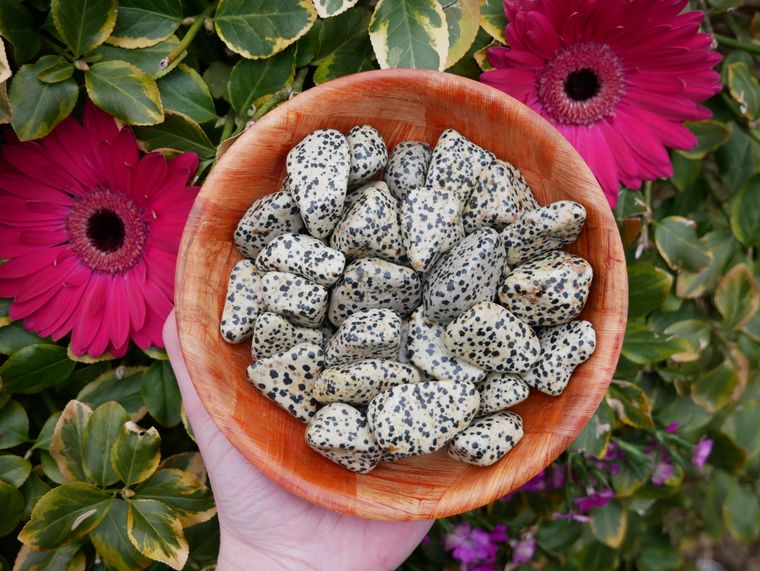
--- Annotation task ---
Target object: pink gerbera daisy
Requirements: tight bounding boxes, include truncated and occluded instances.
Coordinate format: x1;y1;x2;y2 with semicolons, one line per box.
481;0;722;206
0;103;198;357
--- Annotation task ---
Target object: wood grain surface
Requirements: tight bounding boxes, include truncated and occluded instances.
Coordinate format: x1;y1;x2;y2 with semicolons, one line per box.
174;69;628;521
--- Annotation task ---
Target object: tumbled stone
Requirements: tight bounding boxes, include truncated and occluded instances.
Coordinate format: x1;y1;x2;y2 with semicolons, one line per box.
325;308;401;366
346;125;388;187
476;373;530;417
425;129;494;204
314;359;420;405
328;257;421;326
462;159;539;233
406;307;486;384
384;141;432;201
233;185;304;259
261;271;328;327
501;200;586;266
422;227;506;322
448;411;524;466
498;250;593;327
401;186;464;272
367;380;480;460
246;342;323;422
256;232;345;287
443;301;541;373
286;129;349;238
220;259;265;343
522;320;596;396
251;312;325;360
306;403;382;473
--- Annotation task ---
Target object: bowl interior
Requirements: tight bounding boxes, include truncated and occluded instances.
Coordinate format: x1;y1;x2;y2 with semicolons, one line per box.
175;69;627;520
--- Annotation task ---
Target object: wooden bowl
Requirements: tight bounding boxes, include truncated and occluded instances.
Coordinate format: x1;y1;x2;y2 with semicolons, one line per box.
175;69;627;521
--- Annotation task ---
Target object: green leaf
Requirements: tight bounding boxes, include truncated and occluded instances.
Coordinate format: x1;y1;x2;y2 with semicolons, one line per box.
159;452;207;482
158;64;217;124
132;111;215;159
0;343;75;394
717;123;760;195
654;216;712;273
89;499;150;571
9;59;79;141
611;457;651;497
111;422;161;486
0;323;45;356
709;432;747;472
723;481;760;543
228;44;295;116
669;152;702;193
678;120;732;160
636;535;682;571
12;543;86;571
731;176;760;247
479;0;506;43
0;480;24;536
0;454;31;487
141;361;182;428
312;0;359;18
579;541;618;571
77;366;148;420
590;500;627;549
97;35;180;78
40;451;67;485
662;319;711;363
109;0;182;49
535;519;582;552
135;469;215;526
627;263;672;319
692;360;741;412
676;230;738;299
369;0;449;71
85;61;164;125
569;400;615;458
615;189;647;218
183;516;221;571
37;55;75;84
82;402;130;487
0;399;29;449
19;471;51;520
19;483;112;549
51;0;117;56
33;412;60;452
0;0;41;63
441;0;480;68
127;499;189;570
447;26;492;79
722;399;760;460
621;324;690;365
50;400;93;483
728;61;760;120
312;7;376;84
703;470;733;539
607;381;654;430
714;263;760;330
214;0;317;60
202;61;232;100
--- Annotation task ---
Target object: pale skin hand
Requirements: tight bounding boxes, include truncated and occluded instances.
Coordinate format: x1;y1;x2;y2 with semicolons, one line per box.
163;312;433;571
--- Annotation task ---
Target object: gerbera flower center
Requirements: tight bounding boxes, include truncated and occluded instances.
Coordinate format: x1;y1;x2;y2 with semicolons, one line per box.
67;188;148;274
537;42;625;126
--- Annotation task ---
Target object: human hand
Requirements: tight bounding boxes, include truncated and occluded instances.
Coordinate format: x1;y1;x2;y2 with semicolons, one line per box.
163;311;433;570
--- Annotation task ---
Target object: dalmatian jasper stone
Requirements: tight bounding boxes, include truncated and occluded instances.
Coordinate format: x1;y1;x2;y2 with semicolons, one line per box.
425;129;495;204
407;307;486;384
448;411;524;466
246;342;323;423
233;185;304;259
256;232;346;287
220;259;265;343
384;141;432;201
306;403;381;473
498;250;593;327
522;320;596;396
328;257;421;326
261;271;328;328
346;125;388;187
443;301;541;373
325;308;402;366
462;159;539;234
251;312;325;360
501;200;587;266
422;227;506;322
286;129;349;239
367;380;480;460
329;182;404;263
476;373;530;417
401;186;464;272
314;359;420;405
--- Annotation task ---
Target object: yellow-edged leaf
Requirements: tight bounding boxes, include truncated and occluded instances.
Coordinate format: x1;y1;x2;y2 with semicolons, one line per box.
442;0;480;68
311;0;359;18
479;0;506;43
127;499;189;570
135;469;216;526
51;0;117;56
49;401;93;483
85;61;163;126
89;499;150;571
111;422;161;486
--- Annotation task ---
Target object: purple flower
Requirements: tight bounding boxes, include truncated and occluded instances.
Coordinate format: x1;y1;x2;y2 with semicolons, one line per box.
552;511;592;523
444;523;498;564
692;438;713;471
512;536;536;565
469;564;498;571
518;470;547;492
575;488;615;512
548;463;567;489
421;535;431;545
652;455;675;486
490;524;509;543
666;422;680;433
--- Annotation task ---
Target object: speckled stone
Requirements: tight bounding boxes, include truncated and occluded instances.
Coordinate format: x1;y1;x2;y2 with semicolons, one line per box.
286;129;349;238
501;200;587;266
306;403;381;473
401;186;464;272
425;129;494;204
422;227;506;322
448;412;524;466
251;312;325;360
246;342;323;422
328;257;421;326
329;182;404;263
406;306;486;384
346;125;388;187
325;308;402;366
443;301;541;373
314;359;420;405
233;185;304;259
521;320;596;396
256;232;345;287
261;271;328;327
384;141;432;201
367;380;480;460
220;260;265;343
476;373;530;416
498;250;592;327
462;159;539;233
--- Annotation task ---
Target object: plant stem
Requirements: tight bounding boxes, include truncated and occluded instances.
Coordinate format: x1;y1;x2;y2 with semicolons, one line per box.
161;1;218;71
635;181;653;259
714;33;760;54
251;68;309;122
220;114;235;142
42;392;58;415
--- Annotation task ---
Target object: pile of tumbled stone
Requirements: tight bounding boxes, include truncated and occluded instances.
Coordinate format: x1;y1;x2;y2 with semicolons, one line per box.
220;125;596;473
